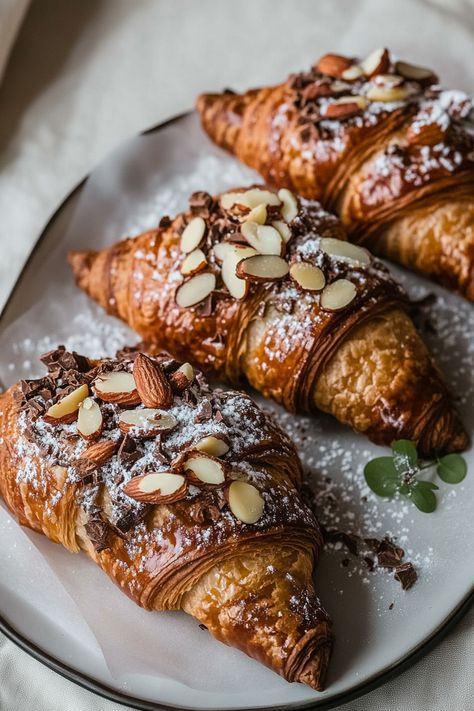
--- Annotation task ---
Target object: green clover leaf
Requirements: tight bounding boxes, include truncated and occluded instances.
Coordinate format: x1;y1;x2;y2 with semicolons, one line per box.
364;457;400;497
437;454;467;484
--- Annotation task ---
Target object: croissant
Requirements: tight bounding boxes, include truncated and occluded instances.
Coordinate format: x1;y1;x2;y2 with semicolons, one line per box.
197;48;474;300
68;186;467;456
0;346;332;689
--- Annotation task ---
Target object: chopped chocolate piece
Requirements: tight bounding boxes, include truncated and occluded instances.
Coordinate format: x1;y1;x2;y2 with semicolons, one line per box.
118;434;142;467
363;556;375;572
74;459;102;486
188;500;222;525
194;398;213;423
114;508;144;534
158;215;172;229
394;563;417;590
85;515;112;553
389;602;394;610
376;538;405;569
199;623;208;631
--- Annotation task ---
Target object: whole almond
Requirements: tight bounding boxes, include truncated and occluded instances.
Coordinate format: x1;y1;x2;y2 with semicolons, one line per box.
80;439;118;466
316;53;352;78
133;354;173;409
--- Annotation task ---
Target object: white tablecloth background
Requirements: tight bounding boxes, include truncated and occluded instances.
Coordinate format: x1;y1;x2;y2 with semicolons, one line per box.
0;1;473;709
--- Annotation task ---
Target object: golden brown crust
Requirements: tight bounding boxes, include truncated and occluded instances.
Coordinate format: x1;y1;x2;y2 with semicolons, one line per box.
68;187;468;455
197;50;474;299
0;350;331;689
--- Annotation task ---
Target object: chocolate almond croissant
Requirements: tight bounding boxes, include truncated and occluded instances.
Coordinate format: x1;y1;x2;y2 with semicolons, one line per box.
0;347;332;689
68;186;468;456
197;48;474;300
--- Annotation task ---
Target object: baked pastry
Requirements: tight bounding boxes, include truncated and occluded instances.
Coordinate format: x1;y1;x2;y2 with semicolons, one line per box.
0;346;332;689
68;186;468;455
197;49;474;299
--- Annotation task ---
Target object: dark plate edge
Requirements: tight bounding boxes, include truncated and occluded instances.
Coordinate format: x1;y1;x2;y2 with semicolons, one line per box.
0;110;472;711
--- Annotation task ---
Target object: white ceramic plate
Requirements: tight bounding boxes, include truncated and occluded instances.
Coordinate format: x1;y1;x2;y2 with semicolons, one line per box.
0;112;473;711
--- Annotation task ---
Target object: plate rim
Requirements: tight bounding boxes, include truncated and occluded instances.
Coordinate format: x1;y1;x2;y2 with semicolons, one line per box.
1;110;472;711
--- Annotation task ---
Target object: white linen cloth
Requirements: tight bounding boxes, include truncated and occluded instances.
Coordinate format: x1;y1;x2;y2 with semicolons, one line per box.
0;1;473;709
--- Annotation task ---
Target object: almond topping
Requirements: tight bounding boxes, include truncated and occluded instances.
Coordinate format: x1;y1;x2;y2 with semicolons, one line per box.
169;362;194;393
77;397;103;440
220;189;281;210
181;249;207;275
320;237;370;266
245;203;267;225
395;61;436;82
236;255;289;282
176;272;216;308
185;454;226;486
123;471;187;504
195;434;230;457
180;217;206;254
241;221;284;255
320;279;357;311
360;47;390;78
94;372;140;406
227;480;264;524
44;384;89;423
316;53;352;78
272;220;292;243
277;188;298;222
118;408;177;436
133;353;173;409
366;85;409;102
289;262;326;292
80;439;118;466
341;65;364;82
221;245;257;298
324;98;365;119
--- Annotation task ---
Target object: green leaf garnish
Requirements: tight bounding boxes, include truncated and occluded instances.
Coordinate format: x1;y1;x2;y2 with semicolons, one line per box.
409;481;438;513
391;439;418;474
364;440;467;513
437;454;467;484
364;457;400;497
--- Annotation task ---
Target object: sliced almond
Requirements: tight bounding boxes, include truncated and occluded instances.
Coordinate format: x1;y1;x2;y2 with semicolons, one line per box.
94;371;140;406
289;262;326;292
44;383;89;424
330;80;352;93
245;203;267;225
195;434;230;457
324;96;367;119
272;220;292;243
176;272;216;308
220;189;280;210
77;397;103;440
366;85;409;102
320;279;357;311
180;217;206;254
316;53;352;78
133;354;173;409
227;480;264;524
320;237;370;266
169;362;194;393
341;65;364;82
181;249;207;275
185;453;226;486
221;245;257;298
80;439;118;466
241;221;283;255
360;47;390;78
373;73;404;88
118;408;177;436
123;471;187;504
395;60;436;82
277;188;298;222
236;255;289;282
